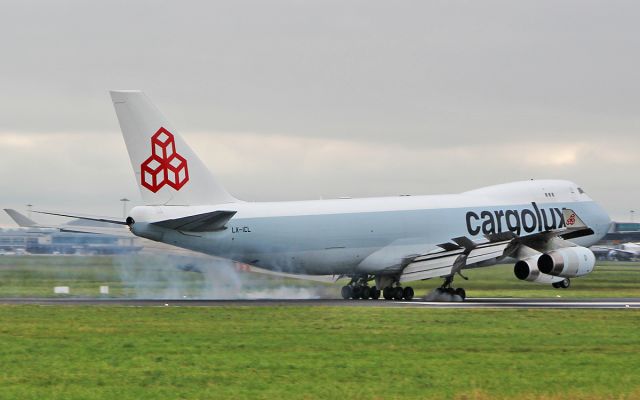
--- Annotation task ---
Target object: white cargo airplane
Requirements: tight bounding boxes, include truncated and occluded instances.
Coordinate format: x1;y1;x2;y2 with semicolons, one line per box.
38;91;612;300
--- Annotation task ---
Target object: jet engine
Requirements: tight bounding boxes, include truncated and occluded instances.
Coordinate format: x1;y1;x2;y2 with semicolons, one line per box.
537;247;595;278
513;255;564;284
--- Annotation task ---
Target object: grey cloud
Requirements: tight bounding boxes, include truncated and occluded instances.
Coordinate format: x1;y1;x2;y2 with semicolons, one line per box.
0;0;639;225
1;1;639;144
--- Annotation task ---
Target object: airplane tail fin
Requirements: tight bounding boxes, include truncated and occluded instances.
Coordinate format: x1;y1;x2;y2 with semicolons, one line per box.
110;90;238;206
4;209;39;227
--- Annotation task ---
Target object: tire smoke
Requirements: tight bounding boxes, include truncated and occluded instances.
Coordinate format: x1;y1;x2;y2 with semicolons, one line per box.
423;288;464;302
113;253;331;300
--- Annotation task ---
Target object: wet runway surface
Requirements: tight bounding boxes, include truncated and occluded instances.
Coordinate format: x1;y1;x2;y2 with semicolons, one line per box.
1;297;639;308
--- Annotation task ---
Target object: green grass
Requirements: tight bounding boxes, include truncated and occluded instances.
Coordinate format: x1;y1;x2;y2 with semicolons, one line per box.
0;255;128;297
0;255;328;298
1;256;639;398
1;255;639;299
0;306;639;399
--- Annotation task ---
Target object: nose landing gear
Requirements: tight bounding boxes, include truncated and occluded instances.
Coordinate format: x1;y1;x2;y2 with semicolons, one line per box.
552;278;570;289
433;275;467;301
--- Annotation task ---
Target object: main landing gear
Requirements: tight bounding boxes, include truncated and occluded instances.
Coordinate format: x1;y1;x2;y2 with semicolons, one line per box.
340;275;414;300
340;284;381;300
552;278;571;289
434;275;467;300
382;286;414;300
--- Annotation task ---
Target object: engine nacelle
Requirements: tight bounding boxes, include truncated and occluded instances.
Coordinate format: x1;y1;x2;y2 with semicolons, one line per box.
514;256;565;284
538;247;595;278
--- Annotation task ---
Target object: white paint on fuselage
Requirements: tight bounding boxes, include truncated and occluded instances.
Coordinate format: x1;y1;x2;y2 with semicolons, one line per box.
132;180;588;221
129;180;611;276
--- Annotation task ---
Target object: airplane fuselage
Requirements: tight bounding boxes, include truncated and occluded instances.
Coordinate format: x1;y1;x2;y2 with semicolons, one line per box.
128;179;611;277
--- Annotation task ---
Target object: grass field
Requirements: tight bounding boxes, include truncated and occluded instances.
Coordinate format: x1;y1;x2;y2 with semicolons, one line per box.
1;256;639;399
1;255;639;299
0;254;326;299
0;306;639;399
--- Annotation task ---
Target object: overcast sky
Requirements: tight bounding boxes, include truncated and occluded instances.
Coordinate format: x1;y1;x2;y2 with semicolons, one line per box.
1;0;639;226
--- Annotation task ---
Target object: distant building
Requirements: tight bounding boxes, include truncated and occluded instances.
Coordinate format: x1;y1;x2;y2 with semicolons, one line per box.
0;228;141;255
0;229;29;254
597;222;640;245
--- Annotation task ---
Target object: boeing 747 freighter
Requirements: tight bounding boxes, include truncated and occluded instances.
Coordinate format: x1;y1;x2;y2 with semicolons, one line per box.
33;91;613;300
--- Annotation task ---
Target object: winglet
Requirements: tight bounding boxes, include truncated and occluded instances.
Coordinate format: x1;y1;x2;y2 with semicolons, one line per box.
4;209;39;227
562;209;587;229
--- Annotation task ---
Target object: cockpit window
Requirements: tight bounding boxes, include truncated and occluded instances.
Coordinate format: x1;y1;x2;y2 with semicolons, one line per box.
577;187;585;194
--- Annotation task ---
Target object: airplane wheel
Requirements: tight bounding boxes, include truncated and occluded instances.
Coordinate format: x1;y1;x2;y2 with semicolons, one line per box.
394;287;404;300
371;287;381;299
383;287;393;300
341;286;352;299
403;287;414;300
552;279;571;289
352;286;362;299
361;286;371;299
455;288;466;300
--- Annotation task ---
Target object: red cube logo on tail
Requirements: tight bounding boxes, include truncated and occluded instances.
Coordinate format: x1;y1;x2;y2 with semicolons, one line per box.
140;128;189;192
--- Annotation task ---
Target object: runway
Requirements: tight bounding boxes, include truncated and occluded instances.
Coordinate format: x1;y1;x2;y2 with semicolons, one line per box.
0;297;639;308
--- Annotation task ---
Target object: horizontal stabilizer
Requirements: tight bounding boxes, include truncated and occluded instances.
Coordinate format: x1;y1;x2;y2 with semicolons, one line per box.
34;211;127;225
59;226;131;236
151;210;236;232
4;209;39;227
4;209;130;236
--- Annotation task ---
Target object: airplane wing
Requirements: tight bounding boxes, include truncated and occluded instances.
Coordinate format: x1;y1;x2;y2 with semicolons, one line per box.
399;237;512;282
396;208;595;283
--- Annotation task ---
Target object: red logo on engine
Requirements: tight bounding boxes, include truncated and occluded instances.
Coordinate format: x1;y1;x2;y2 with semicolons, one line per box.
140;127;189;192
